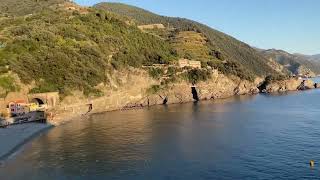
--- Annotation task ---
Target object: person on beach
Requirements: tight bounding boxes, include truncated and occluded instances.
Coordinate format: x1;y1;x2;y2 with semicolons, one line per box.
84;104;93;115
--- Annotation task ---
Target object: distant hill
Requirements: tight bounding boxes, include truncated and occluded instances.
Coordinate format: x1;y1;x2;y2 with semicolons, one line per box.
310;54;320;62
260;49;320;76
95;2;283;78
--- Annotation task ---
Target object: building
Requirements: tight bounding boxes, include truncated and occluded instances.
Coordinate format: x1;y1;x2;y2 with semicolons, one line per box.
9;100;28;116
188;60;202;69
138;24;166;30
178;59;201;69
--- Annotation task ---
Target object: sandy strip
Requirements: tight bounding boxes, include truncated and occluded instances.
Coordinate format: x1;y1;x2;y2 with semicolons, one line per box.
0;123;53;160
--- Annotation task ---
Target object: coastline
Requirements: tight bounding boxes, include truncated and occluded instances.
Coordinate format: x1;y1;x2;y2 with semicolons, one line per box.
0;123;53;161
1;79;319;161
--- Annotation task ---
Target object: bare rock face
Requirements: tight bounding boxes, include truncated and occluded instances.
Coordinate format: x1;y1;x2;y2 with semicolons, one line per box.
303;79;316;89
264;78;315;93
233;81;260;95
142;72;261;107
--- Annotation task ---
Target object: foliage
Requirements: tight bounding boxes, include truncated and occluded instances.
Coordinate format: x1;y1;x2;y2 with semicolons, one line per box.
0;7;176;95
148;68;164;79
0;76;19;97
209;60;255;81
147;84;161;94
0;0;65;16
265;74;289;83
185;69;211;84
96;2;282;77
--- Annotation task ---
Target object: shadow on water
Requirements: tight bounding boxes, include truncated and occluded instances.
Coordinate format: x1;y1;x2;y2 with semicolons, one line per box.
1;91;320;179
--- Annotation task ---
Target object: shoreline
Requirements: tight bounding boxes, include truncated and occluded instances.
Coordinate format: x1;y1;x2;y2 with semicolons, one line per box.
0;123;53;161
1;85;319;161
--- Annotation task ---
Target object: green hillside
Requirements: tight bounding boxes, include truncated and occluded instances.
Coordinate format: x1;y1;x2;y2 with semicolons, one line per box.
0;1;175;95
0;0;65;16
95;2;281;78
0;0;289;97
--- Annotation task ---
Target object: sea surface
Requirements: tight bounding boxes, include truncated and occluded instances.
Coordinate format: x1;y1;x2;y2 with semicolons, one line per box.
1;79;320;180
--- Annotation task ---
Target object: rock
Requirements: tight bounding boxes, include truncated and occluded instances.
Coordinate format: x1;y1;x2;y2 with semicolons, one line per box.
304;79;316;89
262;78;315;93
298;79;315;90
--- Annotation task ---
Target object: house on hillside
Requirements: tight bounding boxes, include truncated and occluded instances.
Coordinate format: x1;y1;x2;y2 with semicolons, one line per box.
178;59;201;69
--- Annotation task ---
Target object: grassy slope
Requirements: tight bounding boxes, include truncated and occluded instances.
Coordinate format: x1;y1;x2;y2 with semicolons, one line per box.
95;2;281;78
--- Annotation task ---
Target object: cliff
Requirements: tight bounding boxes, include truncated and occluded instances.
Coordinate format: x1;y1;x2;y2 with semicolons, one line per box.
261;79;315;93
50;69;261;125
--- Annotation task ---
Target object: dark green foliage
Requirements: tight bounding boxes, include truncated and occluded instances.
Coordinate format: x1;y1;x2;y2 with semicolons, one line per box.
0;8;176;94
148;68;164;79
185;69;211;84
29;80;59;94
265;74;288;83
209;61;255;81
167;66;178;77
0;76;19;97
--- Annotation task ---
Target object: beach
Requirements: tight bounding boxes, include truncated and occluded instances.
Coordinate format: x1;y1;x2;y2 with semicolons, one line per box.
0;123;52;160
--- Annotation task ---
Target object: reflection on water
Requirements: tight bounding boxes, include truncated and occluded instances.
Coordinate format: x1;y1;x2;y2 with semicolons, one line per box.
1;90;320;180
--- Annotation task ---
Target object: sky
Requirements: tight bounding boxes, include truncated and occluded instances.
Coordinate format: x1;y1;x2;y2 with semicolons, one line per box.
75;0;320;55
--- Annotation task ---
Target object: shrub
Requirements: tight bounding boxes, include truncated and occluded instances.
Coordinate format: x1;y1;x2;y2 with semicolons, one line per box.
148;68;164;79
186;69;211;84
209;60;255;82
265;74;289;83
0;76;19;97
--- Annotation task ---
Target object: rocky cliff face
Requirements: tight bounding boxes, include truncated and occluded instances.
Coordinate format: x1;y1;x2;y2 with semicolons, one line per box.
2;68;317;126
262;78;315;93
51;69;261;125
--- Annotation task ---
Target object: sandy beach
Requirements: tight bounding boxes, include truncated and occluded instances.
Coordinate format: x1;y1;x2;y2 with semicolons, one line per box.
0;123;53;160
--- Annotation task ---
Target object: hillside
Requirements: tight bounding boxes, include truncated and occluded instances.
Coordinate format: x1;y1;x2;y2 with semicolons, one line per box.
260;49;320;76
0;0;176;96
0;0;66;16
310;54;320;62
0;0;292;99
95;2;283;78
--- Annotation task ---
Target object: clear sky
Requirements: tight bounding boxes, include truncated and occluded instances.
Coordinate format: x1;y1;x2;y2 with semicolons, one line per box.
75;0;320;55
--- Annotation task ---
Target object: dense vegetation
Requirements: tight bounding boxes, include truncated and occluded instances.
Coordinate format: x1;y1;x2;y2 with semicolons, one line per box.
0;75;19;97
95;2;281;78
0;5;176;95
0;0;65;16
0;0;300;98
185;69;212;84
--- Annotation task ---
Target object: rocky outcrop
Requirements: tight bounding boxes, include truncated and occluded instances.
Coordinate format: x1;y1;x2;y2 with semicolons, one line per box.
136;72;261;107
3;68;317;126
51;70;262;125
261;78;315;93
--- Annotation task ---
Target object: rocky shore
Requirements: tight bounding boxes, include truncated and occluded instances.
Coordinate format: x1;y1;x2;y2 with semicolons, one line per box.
1;72;318;161
51;71;320;126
